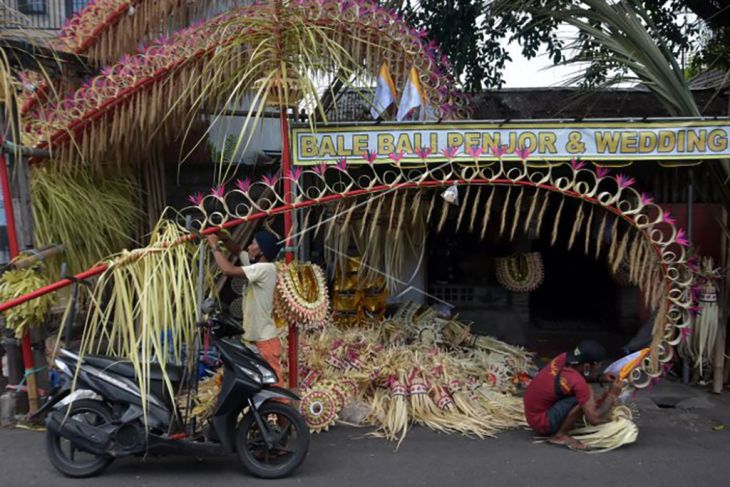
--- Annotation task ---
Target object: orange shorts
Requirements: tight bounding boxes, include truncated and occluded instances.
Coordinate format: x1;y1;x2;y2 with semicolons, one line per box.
256;337;285;388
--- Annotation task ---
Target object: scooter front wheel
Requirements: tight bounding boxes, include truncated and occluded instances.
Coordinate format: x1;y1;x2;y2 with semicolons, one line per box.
45;399;114;478
236;401;310;478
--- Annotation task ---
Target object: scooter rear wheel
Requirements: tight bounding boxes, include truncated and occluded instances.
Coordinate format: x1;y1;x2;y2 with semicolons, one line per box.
236;401;310;478
46;399;115;478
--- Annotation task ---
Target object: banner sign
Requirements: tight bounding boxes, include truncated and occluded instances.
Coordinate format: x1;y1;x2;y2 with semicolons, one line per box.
291;121;730;166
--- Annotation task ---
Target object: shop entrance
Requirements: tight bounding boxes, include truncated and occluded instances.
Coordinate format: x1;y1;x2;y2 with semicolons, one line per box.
424;191;641;359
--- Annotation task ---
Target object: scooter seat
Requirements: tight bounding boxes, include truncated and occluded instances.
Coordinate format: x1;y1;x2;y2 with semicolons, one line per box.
84;355;183;384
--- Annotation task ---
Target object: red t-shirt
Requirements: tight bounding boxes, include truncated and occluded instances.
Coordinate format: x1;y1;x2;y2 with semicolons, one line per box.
523;353;593;434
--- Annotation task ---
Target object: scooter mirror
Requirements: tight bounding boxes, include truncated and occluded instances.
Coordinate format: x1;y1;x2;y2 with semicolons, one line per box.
201;297;216;315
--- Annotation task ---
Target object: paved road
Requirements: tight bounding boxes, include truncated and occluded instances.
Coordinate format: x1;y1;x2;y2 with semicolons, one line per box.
2;384;730;486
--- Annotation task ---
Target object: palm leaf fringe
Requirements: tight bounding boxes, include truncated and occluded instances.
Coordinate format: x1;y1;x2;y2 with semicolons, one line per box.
480;187;496;241
583;205;595;256
567;201;585;251
550;196;565;246
499;187;512;238
509;187;525;241
535;192;550;238
469;187;483;233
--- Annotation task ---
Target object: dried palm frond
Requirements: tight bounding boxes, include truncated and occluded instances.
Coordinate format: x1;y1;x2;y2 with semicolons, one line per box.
608;216;620;264
426;190;438;224
456;186;472;232
583;205;595;256
595;212;608;259
523;188;539;234
369;195;386;243
499;187;512;238
509;187;525;241
480;188;496;241
567;406;638;453
612;228;632;274
411;191;424;226
314;206;327;239
550;197;565;246
567;201;585;251
436;198;451;234
326;201;343;243
469;186;483;233
535;192;550;238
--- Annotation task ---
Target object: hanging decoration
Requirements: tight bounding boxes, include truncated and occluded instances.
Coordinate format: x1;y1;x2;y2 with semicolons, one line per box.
273;261;330;330
75;219;214;422
495;252;545;293
0;261;55;338
178;158;695;390
683;256;721;376
21;0;466;166
30;165;141;276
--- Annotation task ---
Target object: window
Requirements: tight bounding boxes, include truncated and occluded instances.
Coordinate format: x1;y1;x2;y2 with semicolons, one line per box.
71;0;89;14
18;1;47;15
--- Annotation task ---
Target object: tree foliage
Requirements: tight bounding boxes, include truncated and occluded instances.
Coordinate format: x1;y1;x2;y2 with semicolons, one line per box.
389;0;720;90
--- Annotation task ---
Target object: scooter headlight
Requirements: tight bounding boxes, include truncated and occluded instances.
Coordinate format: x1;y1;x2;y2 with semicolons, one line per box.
257;365;277;385
237;364;262;383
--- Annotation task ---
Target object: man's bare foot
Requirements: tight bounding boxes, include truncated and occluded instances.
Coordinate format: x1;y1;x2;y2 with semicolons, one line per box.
547;434;588;451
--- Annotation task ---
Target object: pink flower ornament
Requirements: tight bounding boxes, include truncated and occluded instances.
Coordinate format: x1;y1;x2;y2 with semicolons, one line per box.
235;178;251;192
187;192;204;206
389;151;405;164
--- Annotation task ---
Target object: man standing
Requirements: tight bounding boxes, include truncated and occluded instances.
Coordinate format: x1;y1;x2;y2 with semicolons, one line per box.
523;339;623;450
206;230;284;388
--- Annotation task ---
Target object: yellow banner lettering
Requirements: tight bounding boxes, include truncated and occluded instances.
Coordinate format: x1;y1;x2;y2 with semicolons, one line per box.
658;131;675;152
518;132;538;152
709;129;728;152
687;130;707;153
482;133;500;150
299;135;318;157
352;135;368;155
447;132;463;149
319;135;337;157
538;132;557;154
396;133;414;154
621;132;638;153
595;131;620;153
638;131;657;153
378;134;395;154
464;132;481;149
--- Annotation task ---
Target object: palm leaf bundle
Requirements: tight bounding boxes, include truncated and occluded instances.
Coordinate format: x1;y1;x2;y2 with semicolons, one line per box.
77;219;213;417
30;165;141;276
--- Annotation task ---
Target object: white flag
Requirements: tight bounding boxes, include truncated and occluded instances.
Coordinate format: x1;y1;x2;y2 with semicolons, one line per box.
370;63;398;120
396;66;425;121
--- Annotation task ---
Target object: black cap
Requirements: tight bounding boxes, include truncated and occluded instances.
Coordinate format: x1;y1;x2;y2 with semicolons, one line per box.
253;231;281;261
566;340;607;365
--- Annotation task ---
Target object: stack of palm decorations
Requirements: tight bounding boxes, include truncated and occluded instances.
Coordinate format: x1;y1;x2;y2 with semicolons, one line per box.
293;302;532;446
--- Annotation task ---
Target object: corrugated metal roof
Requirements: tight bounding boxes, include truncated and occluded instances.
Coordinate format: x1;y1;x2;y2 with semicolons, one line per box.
328;86;729;122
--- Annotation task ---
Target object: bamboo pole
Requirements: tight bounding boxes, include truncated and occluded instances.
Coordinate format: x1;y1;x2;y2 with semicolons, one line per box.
280;106;298;389
0;142;38;412
713;206;728;394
